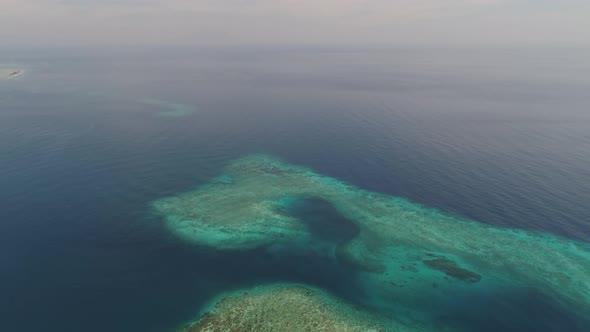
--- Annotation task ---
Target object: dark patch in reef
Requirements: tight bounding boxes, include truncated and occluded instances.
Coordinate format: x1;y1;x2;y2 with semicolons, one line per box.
276;197;386;273
280;198;360;242
423;256;482;283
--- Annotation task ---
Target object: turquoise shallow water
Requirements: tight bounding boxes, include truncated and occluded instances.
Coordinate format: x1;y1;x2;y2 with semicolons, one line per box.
0;46;589;331
153;154;590;331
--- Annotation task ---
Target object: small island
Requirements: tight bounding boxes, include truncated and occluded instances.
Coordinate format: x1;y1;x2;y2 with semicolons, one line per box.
1;67;24;79
8;70;22;78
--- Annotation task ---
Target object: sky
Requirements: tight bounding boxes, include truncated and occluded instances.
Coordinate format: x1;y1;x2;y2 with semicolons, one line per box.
1;0;590;47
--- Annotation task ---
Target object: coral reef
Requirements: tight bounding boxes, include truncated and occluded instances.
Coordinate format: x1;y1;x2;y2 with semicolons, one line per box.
137;98;195;117
153;155;590;320
179;284;437;332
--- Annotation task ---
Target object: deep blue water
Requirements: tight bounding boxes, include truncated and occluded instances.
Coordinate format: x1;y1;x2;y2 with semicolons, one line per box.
1;46;590;331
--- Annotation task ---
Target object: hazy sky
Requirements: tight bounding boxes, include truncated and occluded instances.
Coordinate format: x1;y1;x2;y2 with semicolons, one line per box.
2;0;589;47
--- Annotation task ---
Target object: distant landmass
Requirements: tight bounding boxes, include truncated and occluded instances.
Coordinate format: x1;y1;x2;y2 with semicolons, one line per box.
0;67;23;79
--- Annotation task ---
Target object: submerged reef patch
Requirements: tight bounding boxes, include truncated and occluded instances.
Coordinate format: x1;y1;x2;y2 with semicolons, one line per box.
153;155;590;323
179;283;437;332
423;256;481;283
137;98;195;117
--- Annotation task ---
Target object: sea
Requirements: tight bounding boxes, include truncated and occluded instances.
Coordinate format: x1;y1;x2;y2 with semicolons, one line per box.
1;45;589;331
